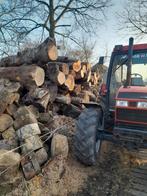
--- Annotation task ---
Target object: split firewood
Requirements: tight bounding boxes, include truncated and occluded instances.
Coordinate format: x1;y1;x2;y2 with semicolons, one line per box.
23;87;50;112
6;103;18;117
21;152;41;180
0;79;21;93
0;37;58;67
0;89;20;114
16;123;41;141
35;148;48;166
0;65;45;88
0;114;13;133
21;135;43;154
38;112;53;124
14;106;38;130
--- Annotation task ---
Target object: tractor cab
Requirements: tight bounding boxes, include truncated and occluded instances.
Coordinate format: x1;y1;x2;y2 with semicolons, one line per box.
105;38;147;147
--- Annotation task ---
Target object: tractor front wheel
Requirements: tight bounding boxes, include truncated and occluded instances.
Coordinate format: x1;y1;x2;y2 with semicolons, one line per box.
74;107;102;166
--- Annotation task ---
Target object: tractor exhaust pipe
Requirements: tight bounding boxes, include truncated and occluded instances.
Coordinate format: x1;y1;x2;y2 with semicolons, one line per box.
125;37;134;87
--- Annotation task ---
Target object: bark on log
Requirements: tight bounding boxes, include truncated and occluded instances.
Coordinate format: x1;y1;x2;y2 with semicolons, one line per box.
0;37;58;67
47;62;69;75
46;64;65;85
0;65;45;88
21;135;43;154
16;123;41;140
61;104;82;118
14;106;37;130
0;114;13;133
23;87;51;112
0;89;19;115
57;56;78;63
6;103;18;117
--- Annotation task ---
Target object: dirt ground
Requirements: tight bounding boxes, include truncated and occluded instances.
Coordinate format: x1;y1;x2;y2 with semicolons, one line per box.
1;116;145;196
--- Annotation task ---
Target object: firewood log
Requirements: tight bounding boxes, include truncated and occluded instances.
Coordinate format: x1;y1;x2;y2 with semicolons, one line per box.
0;37;58;67
23;87;50;112
64;74;75;91
47;62;69;75
45;64;65;85
0;65;45;88
72;60;81;72
14;106;38;130
0;89;20;115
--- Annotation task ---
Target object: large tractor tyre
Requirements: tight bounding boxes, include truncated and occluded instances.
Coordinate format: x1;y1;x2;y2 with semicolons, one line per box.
74;107;102;166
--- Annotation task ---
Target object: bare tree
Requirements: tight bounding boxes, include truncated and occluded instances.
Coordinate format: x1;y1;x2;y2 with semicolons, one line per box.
58;34;95;62
118;0;147;37
0;0;110;56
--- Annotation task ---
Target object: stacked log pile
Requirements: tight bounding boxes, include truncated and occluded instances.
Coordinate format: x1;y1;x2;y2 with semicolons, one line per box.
0;37;103;181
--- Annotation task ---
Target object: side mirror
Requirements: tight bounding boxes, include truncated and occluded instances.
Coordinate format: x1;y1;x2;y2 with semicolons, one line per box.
99;83;107;96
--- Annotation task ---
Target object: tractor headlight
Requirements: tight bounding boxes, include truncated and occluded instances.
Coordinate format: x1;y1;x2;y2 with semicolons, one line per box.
116;100;128;107
137;102;147;109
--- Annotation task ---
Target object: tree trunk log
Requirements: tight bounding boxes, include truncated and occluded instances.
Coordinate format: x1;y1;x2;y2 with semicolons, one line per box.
47;62;69;75
72;60;81;72
45;64;65;85
0;37;58;67
0;65;45;88
64;74;75;91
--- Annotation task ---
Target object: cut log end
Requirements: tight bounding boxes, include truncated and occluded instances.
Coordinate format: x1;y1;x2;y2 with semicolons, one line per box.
48;45;58;61
72;60;81;72
34;67;45;86
65;74;75;91
57;71;66;85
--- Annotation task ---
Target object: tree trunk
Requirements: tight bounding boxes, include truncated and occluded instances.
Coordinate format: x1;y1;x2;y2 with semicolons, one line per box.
0;37;58;67
0;65;45;88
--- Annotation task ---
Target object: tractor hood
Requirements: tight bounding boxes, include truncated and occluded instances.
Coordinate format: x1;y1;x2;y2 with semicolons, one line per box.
116;86;147;100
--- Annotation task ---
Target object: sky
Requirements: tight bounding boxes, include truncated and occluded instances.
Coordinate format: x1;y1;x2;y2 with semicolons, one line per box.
93;0;147;65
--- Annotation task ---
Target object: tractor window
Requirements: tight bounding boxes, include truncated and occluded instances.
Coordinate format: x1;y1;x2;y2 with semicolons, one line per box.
110;62;127;108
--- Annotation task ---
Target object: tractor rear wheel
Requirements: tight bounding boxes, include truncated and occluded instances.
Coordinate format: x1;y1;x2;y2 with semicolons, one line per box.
74;107;102;166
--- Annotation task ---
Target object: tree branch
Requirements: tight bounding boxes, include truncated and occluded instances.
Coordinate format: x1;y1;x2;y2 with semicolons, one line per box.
55;0;74;23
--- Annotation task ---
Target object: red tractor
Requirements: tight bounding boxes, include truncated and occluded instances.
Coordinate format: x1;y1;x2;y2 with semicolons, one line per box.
74;38;147;165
